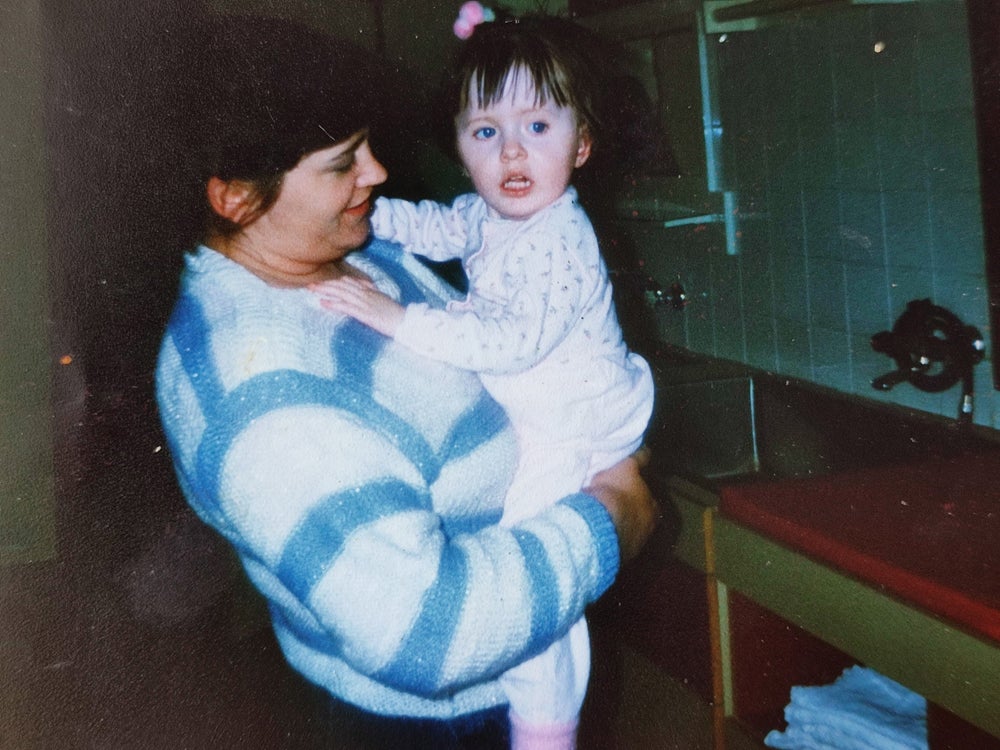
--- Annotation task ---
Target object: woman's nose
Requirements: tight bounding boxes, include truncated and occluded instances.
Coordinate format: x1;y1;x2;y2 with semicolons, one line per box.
357;144;388;186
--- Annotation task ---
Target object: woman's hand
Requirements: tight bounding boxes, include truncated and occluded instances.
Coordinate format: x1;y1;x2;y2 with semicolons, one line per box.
311;276;406;337
584;450;658;565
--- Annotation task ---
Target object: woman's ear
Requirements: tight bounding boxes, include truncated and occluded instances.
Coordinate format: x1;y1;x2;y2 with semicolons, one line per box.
574;127;593;168
206;176;257;225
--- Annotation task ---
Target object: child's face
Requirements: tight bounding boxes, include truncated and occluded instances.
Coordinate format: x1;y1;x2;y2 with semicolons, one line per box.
455;70;591;220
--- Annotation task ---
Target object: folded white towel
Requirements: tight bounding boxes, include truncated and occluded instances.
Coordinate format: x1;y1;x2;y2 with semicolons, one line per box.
764;666;927;750
764;723;858;750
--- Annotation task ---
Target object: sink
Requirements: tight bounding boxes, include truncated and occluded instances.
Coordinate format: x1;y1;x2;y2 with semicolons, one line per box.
645;350;1000;486
648;376;757;480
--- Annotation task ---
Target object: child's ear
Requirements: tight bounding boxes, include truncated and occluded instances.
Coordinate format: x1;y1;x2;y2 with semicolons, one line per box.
574;127;593;168
206;176;257;225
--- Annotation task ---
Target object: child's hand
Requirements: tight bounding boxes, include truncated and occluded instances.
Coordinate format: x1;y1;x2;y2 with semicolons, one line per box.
310;276;406;338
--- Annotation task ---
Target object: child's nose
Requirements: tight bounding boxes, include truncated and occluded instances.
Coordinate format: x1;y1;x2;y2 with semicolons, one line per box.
500;136;526;161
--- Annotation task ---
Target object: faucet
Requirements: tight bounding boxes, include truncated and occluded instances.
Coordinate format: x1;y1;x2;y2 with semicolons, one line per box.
871;299;985;423
609;269;689;311
644;277;688;310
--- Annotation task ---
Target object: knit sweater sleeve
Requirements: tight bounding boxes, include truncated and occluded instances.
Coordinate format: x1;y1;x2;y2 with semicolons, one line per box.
155;253;620;703
371;194;482;263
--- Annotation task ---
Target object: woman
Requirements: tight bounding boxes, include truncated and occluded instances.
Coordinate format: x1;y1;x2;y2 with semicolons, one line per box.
155;15;657;749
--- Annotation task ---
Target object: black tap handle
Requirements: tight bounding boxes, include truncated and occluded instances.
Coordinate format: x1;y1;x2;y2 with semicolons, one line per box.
872;368;911;391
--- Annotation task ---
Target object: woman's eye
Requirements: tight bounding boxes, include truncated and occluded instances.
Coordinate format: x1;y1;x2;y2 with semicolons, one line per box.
529;121;549;134
330;159;355;174
473;126;496;140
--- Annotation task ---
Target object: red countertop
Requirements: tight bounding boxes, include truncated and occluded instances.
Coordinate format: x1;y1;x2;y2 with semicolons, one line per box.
719;451;1000;643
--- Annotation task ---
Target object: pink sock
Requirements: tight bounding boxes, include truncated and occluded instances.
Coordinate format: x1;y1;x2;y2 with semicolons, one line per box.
509;712;579;750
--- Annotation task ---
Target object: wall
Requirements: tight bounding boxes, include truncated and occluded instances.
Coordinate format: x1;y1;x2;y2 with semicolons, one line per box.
618;1;995;427
1;0;55;563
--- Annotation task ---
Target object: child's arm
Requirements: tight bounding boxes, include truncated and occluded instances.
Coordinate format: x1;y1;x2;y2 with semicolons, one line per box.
314;232;588;371
360;232;593;375
373;195;484;263
311;276;405;338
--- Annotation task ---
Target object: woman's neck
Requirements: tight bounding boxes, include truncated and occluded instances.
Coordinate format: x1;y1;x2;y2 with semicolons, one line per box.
207;233;353;289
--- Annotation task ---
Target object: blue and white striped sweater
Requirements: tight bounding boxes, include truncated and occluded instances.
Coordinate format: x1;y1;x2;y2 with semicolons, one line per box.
156;240;620;718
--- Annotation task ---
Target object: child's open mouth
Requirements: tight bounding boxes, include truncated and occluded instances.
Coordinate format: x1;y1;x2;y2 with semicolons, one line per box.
502;176;532;192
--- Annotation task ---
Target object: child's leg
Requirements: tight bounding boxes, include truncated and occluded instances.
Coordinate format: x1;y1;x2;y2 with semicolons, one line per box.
500;438;589;526
500;617;589;750
497;441;596;748
508;714;579;750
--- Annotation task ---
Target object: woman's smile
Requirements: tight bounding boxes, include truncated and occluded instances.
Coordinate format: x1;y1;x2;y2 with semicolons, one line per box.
344;198;373;218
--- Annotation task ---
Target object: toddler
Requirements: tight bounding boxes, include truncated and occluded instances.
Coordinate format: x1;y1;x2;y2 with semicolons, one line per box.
313;6;654;749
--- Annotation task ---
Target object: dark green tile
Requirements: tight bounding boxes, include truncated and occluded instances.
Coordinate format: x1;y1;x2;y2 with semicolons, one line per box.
772;251;810;324
774;318;814;379
877;114;927;191
887;267;936;313
836;120;880;189
800;123;841;190
794;31;836;124
738;241;774;316
837;190;885;266
809;324;851;369
928;188;986;275
845;262;892;333
882;189;932;270
766;188;807;256
731;124;769;189
932;271;989;330
924;111;981;192
870;5;922;42
872;29;921;116
918;30;974;113
802;189;846;262
832;41;878;122
743;312;778;372
807;259;847;331
918;1;968;38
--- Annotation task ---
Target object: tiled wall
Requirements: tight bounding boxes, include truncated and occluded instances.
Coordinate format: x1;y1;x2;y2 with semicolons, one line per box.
623;1;995;427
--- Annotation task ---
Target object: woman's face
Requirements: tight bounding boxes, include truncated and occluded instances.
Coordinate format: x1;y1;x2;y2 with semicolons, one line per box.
248;131;387;273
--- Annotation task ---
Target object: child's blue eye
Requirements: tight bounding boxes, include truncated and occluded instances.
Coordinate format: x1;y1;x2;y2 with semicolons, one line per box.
530;121;548;134
474;126;496;140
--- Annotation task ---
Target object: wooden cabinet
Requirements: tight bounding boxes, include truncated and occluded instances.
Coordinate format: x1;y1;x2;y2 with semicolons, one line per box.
594;467;1000;748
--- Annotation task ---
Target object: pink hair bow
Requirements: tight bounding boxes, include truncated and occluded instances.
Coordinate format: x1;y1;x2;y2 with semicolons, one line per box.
453;1;495;40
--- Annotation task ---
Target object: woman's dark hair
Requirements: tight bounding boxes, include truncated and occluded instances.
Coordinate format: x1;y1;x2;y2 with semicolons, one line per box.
170;15;393;237
440;14;608;152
